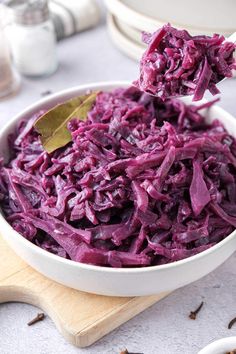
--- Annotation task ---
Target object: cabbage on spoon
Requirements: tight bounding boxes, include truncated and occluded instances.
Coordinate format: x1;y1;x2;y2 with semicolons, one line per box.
134;24;236;101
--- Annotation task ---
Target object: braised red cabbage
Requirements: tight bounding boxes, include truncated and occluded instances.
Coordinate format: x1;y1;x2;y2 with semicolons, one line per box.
135;24;236;101
1;87;236;267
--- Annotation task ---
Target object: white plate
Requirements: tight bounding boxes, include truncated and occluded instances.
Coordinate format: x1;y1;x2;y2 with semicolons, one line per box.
104;0;236;36
107;13;144;61
198;337;236;354
1;81;236;297
115;16;143;45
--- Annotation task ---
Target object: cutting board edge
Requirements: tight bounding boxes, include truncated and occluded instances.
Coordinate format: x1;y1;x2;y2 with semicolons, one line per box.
75;293;169;347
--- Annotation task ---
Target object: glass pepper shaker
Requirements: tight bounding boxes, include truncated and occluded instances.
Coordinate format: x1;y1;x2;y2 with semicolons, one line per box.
7;0;58;77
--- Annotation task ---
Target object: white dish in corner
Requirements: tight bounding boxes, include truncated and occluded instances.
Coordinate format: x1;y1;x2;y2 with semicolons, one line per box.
198;337;236;354
0;81;236;297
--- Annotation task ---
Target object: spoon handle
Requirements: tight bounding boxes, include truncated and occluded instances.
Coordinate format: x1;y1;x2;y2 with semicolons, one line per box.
227;31;236;44
227;32;236;78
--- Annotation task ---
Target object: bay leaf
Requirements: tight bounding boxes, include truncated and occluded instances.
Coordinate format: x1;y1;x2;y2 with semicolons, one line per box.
34;92;98;153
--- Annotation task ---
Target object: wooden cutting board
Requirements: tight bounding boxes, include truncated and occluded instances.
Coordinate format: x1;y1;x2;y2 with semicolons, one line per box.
0;235;169;347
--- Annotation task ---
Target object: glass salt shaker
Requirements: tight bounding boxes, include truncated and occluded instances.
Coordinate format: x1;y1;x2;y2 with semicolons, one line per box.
7;0;58;77
0;12;20;99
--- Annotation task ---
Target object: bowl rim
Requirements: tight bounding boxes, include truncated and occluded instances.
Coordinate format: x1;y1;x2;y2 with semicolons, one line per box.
1;80;236;274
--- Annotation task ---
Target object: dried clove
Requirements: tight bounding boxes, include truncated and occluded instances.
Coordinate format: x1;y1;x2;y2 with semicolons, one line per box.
189;301;204;320
228;316;236;329
41;90;52;97
27;313;45;326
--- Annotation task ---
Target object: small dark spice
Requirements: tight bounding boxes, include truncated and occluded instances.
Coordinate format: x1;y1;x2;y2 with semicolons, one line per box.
189;301;204;320
226;350;236;354
228;316;236;329
27;313;45;326
41;90;52;97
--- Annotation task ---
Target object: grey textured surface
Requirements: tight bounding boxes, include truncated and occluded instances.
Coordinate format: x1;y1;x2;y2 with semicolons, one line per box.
0;2;236;354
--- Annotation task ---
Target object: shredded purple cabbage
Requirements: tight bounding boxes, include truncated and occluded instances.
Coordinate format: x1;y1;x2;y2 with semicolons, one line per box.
1;87;236;267
135;24;236;101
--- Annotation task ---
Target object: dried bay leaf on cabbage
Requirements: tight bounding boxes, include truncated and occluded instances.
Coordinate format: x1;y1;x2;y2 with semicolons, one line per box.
34;92;98;153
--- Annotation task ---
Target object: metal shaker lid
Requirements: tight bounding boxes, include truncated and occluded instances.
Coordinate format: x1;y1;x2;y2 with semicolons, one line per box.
7;0;49;25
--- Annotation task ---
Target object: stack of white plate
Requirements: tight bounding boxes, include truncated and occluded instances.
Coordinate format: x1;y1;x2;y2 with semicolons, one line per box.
104;0;236;61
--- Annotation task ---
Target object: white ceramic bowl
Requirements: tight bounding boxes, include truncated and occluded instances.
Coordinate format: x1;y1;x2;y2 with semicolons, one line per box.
1;81;236;297
198;337;236;354
105;0;236;36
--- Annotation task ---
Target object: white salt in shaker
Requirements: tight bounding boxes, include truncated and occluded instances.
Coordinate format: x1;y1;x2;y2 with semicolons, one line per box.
7;0;58;77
